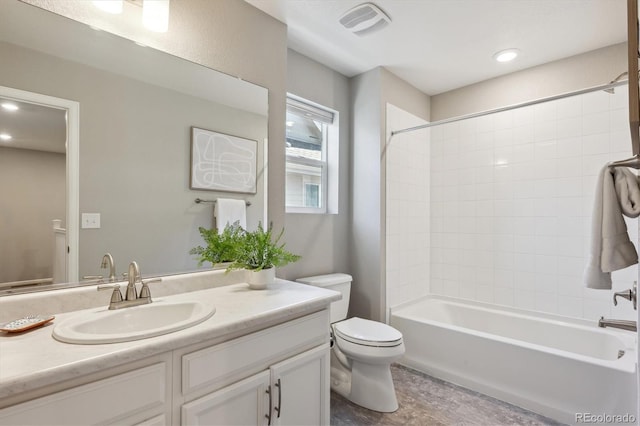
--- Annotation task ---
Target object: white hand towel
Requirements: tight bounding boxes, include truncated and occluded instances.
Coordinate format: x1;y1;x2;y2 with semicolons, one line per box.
584;166;639;289
614;167;640;217
215;198;246;234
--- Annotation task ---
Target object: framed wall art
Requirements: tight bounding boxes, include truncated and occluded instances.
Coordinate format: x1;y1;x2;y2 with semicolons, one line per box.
190;127;257;194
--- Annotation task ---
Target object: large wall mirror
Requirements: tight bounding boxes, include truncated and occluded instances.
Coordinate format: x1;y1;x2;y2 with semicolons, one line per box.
0;1;268;294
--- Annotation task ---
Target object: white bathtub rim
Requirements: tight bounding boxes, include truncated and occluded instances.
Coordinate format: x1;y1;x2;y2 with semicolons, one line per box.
391;294;637;342
396;312;636;372
391;294;632;332
391;295;637;372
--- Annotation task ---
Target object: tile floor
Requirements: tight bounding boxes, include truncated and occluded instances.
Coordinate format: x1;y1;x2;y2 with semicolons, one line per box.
330;364;565;426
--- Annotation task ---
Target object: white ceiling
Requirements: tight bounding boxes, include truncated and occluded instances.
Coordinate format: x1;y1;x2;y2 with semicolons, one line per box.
245;0;627;95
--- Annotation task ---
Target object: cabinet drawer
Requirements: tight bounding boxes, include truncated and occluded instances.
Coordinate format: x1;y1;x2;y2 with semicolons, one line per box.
0;363;167;425
182;310;329;395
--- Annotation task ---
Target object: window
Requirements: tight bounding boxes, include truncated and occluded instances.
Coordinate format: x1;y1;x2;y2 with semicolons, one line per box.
285;95;338;213
304;183;320;208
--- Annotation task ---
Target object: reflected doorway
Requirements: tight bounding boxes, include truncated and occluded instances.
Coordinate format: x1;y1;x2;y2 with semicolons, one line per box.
0;86;79;288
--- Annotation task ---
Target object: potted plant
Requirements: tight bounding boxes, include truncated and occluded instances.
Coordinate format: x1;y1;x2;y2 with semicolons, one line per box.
227;222;301;289
190;222;300;289
189;221;245;269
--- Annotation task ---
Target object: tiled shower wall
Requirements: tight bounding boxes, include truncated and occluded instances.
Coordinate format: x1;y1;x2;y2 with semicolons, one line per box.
386;104;430;313
429;87;638;321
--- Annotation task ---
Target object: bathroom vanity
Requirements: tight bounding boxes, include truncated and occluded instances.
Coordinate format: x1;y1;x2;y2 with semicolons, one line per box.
0;274;339;425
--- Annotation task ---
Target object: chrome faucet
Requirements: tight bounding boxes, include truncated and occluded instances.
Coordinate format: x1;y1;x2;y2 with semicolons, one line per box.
126;261;140;301
101;253;117;282
598;317;637;332
97;261;161;310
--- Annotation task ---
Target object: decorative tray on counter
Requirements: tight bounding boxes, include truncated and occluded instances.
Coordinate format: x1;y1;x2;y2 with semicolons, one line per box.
0;315;55;333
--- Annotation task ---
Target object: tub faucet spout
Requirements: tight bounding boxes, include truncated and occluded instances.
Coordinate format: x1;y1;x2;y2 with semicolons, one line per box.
598;317;637;332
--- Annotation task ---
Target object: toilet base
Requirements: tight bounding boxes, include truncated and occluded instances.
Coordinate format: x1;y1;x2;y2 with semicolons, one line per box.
350;360;399;412
330;349;399;413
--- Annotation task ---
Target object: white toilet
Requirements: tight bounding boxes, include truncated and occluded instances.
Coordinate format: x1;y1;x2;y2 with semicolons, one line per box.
296;273;405;413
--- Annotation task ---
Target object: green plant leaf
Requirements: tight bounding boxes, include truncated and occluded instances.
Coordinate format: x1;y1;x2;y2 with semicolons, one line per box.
190;221;300;272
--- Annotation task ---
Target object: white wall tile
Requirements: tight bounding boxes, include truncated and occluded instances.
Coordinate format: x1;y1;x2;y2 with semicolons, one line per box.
556;117;581;139
514;289;536;311
582;91;610;114
556;96;582;119
388;90;637;321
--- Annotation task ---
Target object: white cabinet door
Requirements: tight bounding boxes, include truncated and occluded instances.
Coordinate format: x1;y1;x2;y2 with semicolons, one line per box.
0;362;168;426
269;343;330;426
182;370;270;426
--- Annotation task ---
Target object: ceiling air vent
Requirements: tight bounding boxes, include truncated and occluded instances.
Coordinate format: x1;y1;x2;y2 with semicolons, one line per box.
339;3;391;36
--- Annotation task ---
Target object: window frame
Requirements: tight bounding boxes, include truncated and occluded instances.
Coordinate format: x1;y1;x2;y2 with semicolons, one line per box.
285;94;335;214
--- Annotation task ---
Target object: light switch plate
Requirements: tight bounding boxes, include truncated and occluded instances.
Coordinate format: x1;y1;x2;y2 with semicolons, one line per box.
81;213;101;229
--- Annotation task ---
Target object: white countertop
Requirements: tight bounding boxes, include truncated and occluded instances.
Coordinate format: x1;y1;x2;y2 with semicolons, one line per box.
0;278;340;403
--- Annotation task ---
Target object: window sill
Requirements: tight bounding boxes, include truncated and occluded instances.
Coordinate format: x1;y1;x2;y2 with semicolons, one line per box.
286;207;328;214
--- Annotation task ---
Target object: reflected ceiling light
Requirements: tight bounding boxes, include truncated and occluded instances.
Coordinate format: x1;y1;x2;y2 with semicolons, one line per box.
0;133;12;141
493;48;519;63
92;0;123;14
286;121;294;127
1;103;19;111
143;0;170;33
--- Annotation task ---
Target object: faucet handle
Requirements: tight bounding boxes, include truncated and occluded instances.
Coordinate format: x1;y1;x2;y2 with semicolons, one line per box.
83;275;104;282
141;277;162;286
97;284;123;308
139;278;161;302
613;281;637;310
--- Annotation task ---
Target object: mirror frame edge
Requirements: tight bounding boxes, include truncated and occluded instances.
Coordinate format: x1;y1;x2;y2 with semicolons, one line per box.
0;84;79;282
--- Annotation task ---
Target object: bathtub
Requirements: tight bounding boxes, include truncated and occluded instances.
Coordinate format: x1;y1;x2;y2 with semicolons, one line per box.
390;296;638;425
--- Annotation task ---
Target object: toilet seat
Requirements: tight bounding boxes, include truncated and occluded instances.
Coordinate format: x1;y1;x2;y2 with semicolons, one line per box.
333;317;403;347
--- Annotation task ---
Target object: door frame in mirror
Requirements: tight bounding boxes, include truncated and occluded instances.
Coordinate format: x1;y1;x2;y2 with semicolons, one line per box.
0;85;79;283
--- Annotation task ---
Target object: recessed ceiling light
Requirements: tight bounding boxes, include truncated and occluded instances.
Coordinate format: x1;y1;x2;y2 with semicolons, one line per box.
0;133;12;141
493;48;519;63
1;103;19;111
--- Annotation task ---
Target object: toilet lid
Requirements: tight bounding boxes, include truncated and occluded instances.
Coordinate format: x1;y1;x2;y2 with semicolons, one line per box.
334;317;403;347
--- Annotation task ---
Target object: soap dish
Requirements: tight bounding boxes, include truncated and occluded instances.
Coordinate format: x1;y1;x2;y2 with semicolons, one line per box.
0;315;55;333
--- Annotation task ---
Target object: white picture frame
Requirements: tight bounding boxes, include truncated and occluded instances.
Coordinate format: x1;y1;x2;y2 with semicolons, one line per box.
190;127;257;194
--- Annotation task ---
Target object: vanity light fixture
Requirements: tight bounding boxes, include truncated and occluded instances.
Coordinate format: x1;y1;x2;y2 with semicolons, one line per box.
1;103;19;111
142;0;170;33
92;0;123;14
493;48;519;63
0;133;12;141
93;0;170;33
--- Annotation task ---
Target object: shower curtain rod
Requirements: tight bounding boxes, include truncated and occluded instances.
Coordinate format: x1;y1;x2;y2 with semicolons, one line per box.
390;79;629;137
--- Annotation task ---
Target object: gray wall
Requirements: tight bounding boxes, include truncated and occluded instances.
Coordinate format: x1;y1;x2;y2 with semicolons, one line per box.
0;147;65;282
0;41;267;279
350;67;430;321
432;43;627;120
281;49;351;280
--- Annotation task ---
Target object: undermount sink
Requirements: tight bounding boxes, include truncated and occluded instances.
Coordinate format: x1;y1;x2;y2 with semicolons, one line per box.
52;301;215;344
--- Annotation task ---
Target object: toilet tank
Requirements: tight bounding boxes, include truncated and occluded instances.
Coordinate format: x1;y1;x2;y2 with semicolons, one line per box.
296;273;352;323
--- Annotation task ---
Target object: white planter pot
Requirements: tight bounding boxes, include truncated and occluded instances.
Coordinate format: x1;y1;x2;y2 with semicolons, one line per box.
246;268;275;290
